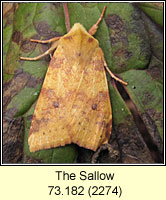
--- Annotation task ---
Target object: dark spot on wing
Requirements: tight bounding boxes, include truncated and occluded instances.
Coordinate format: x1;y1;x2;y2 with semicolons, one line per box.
88;37;93;43
53;101;59;108
92;104;97;110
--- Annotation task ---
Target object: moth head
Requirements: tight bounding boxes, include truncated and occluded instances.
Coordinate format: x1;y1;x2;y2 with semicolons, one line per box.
69;23;87;34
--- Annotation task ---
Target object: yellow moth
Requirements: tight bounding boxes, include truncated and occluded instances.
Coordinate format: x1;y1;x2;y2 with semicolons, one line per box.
20;4;127;152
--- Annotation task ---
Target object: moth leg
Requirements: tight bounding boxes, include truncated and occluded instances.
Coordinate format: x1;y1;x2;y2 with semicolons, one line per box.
63;3;71;32
20;41;58;61
99;48;127;85
104;60;128;86
88;6;106;35
30;37;61;44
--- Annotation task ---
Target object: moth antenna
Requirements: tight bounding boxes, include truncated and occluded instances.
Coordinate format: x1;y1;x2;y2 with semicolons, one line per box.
88;6;107;35
63;3;71;32
95;6;107;27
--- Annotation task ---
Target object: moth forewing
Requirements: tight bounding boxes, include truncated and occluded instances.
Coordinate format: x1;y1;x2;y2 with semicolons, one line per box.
28;23;112;152
21;6;127;153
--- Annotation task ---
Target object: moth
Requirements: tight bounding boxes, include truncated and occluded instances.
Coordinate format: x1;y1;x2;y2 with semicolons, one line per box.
20;4;127;152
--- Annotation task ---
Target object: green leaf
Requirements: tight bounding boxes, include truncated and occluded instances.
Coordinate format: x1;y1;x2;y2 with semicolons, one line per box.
136;3;163;27
121;70;163;140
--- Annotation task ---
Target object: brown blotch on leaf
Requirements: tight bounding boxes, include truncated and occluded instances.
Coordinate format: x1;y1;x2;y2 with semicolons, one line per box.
36;21;51;37
12;31;23;45
53;2;62;8
3;69;31;110
48;30;62;38
114;49;132;60
92;104;97;110
147;66;162;81
26;76;43;88
142;92;155;105
105;14;127;46
105;14;124;29
53;101;59;108
4;17;13;29
36;20;61;39
3;117;23;163
20;37;38;53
